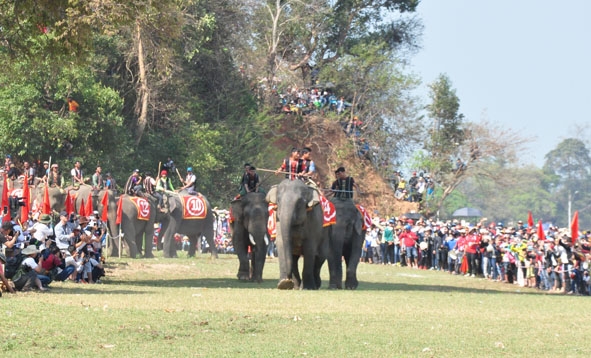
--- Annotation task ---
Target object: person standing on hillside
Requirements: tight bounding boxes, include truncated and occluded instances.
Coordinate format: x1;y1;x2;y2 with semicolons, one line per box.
67;97;79;113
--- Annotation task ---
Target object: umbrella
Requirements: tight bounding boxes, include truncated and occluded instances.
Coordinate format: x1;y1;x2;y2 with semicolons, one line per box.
402;212;422;220
452;207;482;217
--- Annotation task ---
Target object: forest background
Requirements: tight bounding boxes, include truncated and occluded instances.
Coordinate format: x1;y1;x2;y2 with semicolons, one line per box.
0;0;589;228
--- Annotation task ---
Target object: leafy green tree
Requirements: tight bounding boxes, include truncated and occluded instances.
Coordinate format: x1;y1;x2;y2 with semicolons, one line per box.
417;76;530;214
543;138;591;227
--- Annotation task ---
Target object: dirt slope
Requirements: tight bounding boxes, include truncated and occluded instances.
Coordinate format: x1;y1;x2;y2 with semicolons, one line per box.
271;115;419;218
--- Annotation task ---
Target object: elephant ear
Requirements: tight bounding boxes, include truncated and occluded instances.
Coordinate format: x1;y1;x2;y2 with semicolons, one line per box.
354;212;363;235
266;185;277;204
168;194;178;212
307;187;320;208
231;199;244;222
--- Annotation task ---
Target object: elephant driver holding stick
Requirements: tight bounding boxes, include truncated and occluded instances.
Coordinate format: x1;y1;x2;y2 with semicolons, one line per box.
329;166;358;201
155;170;175;213
178;167;201;196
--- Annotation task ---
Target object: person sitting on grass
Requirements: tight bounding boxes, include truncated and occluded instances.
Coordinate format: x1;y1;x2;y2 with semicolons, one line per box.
12;245;48;292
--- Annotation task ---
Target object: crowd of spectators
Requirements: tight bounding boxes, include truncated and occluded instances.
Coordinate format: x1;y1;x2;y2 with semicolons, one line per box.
362;215;591;296
278;87;349;116
390;171;435;203
1;211;106;294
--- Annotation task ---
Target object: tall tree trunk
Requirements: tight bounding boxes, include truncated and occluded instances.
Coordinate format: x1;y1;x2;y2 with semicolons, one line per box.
135;21;149;146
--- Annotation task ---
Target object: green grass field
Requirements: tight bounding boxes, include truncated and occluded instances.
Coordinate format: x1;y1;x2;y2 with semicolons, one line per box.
1;252;589;357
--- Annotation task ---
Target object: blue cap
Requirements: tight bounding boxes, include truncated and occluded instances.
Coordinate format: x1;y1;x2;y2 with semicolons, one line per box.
187;167;192;172
405;224;412;230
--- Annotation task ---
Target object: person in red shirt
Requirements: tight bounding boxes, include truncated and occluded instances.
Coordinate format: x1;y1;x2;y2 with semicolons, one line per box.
275;148;302;180
464;227;481;277
67;97;79;112
399;224;418;268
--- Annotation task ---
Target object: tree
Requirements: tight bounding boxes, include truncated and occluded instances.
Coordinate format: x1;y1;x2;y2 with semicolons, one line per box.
418;77;530;213
543;138;591;227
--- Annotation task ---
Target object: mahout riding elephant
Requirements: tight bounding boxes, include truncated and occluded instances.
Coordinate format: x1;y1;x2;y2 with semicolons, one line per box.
266;179;327;290
327;198;364;289
230;192;270;283
100;191;156;258
157;190;216;259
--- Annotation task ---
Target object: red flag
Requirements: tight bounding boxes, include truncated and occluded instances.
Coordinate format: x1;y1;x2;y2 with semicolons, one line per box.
85;193;93;216
527;211;534;228
1;175;9;222
20;175;30;224
65;192;73;215
42;184;51;215
116;196;123;225
571;211;579;241
537;220;545;242
101;191;109;222
79;198;87;217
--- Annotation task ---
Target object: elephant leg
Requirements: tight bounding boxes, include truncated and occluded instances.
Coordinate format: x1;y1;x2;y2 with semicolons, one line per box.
143;225;155;258
275;222;295;290
122;225;139;258
328;239;344;289
108;236;120;258
291;254;302;289
301;239;320;290
135;233;144;257
345;235;363;290
313;255;325;289
187;235;197;257
161;220;177;258
234;228;250;281
250;242;266;283
204;221;218;259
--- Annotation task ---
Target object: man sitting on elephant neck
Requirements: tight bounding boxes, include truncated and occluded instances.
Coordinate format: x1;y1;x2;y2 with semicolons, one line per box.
156;170;175;212
126;169;143;196
275;147;303;180
241;166;260;194
47;164;65;188
179;167;198;195
330;167;357;201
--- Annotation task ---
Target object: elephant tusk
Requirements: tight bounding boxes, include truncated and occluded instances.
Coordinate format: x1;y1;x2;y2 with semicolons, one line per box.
264;234;269;246
249;234;256;246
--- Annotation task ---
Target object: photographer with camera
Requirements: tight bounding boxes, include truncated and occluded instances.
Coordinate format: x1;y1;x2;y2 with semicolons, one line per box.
32;214;53;245
40;243;76;282
0;252;16;294
54;211;75;250
0;221;17;249
12;245;48;291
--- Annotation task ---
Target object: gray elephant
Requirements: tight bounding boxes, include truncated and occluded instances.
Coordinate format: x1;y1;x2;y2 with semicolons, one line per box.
100;192;156;258
70;184;100;214
266;179;327;290
157;191;217;259
33;184;67;213
327;198;365;289
230;192;270;283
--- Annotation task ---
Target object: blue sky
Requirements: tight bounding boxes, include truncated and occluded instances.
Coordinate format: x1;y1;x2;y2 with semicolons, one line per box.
411;1;591;167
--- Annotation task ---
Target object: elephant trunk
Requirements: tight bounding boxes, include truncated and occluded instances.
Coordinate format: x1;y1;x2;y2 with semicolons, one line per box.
276;208;295;285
